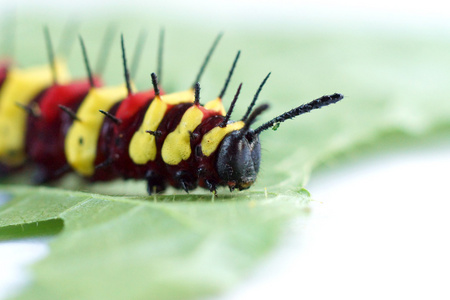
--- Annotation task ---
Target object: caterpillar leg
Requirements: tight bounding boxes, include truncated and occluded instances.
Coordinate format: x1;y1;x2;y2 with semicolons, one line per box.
174;170;197;194
32;164;71;184
145;171;166;195
204;179;217;195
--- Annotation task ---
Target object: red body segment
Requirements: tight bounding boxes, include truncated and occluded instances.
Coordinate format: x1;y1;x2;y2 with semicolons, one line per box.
0;59;12;87
92;97;227;192
145;103;224;191
115;89;157;122
25;77;103;182
190;116;228;189
111;91;158;180
93;90;161;181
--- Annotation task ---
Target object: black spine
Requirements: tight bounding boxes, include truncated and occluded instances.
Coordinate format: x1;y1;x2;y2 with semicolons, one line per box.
15;102;40;118
59;105;80;122
220;83;242;127
218;50;240;99
241;104;270;133
151;73;160;96
79;36;95;88
44;26;57;85
192;32;223;87
194;82;200;105
254;93;344;135
99;109;122;125
121;34;132;95
241;72;271;121
146;130;162;137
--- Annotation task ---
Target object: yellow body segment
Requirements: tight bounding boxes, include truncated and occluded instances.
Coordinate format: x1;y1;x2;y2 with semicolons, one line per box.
65;85;128;176
201;121;245;156
129;96;168;164
161;105;203;165
128;88;199;165
0;61;70;166
161;89;195;105
204;97;226;115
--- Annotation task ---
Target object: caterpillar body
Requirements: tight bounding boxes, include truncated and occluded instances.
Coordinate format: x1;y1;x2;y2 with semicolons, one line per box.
0;29;343;194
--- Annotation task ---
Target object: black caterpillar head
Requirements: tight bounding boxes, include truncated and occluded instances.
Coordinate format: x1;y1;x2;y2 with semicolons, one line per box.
217;129;261;191
215;92;344;191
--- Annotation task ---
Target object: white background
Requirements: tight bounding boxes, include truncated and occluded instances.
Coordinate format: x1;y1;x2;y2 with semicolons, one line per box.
1;0;450;299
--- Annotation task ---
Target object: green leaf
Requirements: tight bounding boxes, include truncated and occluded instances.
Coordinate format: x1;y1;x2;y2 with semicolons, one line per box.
0;186;309;300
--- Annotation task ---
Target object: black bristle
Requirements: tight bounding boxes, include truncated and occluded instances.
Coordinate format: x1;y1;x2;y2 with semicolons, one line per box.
241;72;271;122
146;130;162;137
254;93;344;135
79;35;95;88
59;105;80;122
179;180;189;194
121;34;132;95
205;180;217;195
220;83;242;128
95;157;113;170
151;73;160;96
15;102;40;118
43;26;57;85
192;32;223;87
218;50;240;99
194;82;200;105
241;104;270;134
188;131;199;140
99;109;122;125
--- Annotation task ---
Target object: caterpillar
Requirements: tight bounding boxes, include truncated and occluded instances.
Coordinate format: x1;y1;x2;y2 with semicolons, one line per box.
0;27;343;194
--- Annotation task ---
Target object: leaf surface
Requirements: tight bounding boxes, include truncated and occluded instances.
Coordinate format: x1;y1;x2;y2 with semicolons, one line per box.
0;186;308;300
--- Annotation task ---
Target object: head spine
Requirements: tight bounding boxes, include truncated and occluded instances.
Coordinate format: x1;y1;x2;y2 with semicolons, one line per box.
194;82;201;105
120;34;132;96
254;93;344;135
241;104;270;134
192;32;223;87
218;50;240;99
241;72;271;121
150;72;160;96
220;83;242;127
79;35;95;88
43;26;57;85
